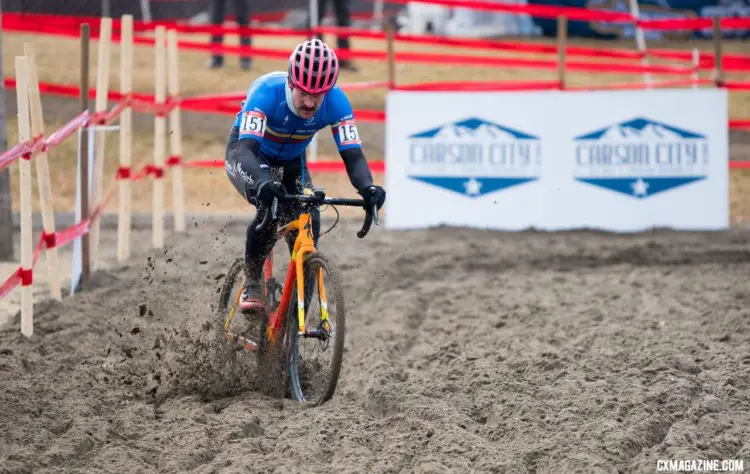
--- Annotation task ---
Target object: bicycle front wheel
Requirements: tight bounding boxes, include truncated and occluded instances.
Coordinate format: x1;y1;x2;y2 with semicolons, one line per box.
286;251;346;406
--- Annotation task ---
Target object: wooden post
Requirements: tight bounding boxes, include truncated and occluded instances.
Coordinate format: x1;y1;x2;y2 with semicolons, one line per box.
713;17;723;87
385;19;395;89
25;43;62;301
692;48;699;90
0;3;14;262
80;23;91;284
90;17;112;270
117;14;133;262
167;29;185;233
15;56;33;337
557;15;567;90
153;26;166;249
628;0;652;88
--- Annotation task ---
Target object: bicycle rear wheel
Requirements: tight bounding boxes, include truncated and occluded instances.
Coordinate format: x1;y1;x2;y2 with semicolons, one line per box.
217;257;289;397
286;251;346;406
218;258;265;350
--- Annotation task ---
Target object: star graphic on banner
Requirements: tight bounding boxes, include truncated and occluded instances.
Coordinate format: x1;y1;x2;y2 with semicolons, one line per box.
631;178;649;197
464;177;482;196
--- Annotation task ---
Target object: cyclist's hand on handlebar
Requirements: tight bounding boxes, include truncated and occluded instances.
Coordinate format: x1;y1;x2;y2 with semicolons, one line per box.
256;180;286;206
359;185;386;211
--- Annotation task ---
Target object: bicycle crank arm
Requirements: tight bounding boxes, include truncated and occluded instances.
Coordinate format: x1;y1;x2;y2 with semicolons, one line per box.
300;329;331;340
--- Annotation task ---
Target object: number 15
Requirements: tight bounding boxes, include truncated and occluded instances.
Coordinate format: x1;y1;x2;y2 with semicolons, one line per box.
339;123;359;143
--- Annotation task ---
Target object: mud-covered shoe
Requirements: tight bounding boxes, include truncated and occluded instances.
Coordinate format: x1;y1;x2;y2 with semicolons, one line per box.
240;278;265;311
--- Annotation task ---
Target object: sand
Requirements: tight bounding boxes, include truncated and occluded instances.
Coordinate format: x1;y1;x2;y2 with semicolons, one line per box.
1;213;749;473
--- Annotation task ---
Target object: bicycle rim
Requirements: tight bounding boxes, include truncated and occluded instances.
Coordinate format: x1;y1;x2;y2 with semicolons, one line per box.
217;257;243;315
220;258;266;349
286;252;346;406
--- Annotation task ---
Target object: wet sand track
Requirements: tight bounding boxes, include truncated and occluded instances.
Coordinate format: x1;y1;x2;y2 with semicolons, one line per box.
1;218;750;473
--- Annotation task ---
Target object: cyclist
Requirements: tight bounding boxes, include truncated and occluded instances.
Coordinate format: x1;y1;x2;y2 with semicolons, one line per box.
225;38;386;311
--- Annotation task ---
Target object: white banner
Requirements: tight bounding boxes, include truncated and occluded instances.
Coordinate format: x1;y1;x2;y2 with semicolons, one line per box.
384;89;728;232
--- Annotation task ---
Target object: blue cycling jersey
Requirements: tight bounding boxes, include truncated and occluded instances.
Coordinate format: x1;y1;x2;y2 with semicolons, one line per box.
233;71;362;161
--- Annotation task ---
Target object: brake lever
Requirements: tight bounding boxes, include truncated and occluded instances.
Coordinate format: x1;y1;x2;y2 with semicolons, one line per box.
357;204;380;239
255;197;279;232
357;209;373;239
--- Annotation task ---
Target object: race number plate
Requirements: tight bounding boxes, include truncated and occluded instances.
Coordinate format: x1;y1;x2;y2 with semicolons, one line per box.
337;120;361;146
240;110;266;138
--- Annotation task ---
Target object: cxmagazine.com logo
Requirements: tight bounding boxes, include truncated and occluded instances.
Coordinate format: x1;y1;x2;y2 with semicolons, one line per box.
406;117;541;198
573;117;709;199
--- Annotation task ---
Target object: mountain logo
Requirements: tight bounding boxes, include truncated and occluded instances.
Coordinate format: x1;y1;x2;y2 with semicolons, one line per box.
573;117;709;199
406;117;542;198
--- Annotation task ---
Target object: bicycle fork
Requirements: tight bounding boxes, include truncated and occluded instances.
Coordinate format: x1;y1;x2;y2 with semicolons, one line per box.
294;251;332;342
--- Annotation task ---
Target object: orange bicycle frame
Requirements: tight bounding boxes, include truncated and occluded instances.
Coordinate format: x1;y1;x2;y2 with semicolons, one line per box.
264;211;324;345
225;189;374;353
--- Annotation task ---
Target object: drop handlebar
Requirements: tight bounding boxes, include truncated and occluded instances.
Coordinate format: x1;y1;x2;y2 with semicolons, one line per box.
255;193;379;239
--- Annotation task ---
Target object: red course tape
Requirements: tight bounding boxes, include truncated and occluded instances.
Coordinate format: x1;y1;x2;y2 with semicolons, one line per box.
117;166;132;179
42;231;57;250
7;13;750;72
146;165;165;179
637;17;750;31
0;269;22;300
20;269;32;287
724;81;750;91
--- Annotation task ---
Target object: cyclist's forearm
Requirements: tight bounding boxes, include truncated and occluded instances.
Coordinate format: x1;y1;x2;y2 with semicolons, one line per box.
236;138;272;184
340;148;374;191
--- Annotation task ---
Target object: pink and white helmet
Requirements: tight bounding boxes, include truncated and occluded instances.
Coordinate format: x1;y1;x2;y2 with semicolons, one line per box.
288;39;339;95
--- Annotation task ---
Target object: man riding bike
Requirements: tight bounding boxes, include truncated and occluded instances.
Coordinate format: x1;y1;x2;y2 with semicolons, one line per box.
225;38;386;311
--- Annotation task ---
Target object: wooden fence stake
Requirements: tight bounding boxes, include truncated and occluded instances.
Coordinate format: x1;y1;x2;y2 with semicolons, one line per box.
15;56;33;337
80;23;91;285
692;48;699;90
91;16;112;269
24;43;62;301
628;0;652;88
557;15;567;90
167;29;185;233
118;14;133;262
153;26;166;249
712;17;723;87
385;20;395;89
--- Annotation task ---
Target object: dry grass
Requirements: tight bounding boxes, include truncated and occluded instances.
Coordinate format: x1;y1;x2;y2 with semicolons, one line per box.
3;30;750;116
2;29;750;222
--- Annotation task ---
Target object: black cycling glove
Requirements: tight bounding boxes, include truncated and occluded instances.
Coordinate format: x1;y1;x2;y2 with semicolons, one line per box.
360;185;386;211
256;180;286;206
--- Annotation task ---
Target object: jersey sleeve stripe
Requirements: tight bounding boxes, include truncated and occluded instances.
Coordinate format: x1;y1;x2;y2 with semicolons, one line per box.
265;126;314;141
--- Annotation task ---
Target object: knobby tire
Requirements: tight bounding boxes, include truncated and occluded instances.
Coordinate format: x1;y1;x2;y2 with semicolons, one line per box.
286;251;347;406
